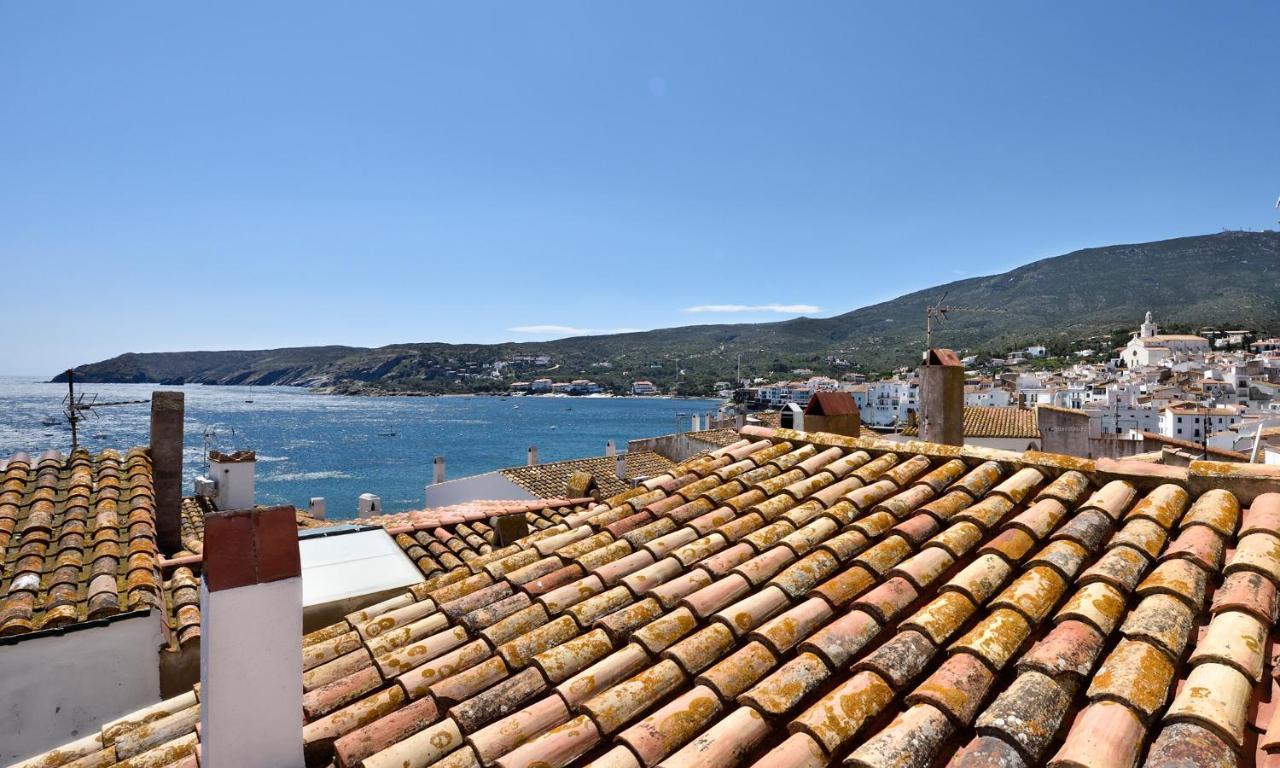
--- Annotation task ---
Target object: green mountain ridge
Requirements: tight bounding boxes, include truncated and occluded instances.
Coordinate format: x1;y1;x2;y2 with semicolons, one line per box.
59;231;1280;394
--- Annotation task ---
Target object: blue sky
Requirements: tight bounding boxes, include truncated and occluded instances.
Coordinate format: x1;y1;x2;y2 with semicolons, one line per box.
2;2;1277;374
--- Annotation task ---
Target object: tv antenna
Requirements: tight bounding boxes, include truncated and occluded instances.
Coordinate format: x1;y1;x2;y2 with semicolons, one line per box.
61;369;150;452
202;425;237;474
925;292;1007;351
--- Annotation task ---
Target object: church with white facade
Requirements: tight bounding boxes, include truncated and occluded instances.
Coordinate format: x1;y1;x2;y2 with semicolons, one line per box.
1121;311;1210;367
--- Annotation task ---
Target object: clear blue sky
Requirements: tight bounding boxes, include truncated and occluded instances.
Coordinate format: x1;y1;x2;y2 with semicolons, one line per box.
3;2;1277;375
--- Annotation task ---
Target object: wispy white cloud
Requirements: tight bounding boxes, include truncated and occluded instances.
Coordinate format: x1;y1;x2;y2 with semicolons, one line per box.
683;303;820;315
509;325;642;336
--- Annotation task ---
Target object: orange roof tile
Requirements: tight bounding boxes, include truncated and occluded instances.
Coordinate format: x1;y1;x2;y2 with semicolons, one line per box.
0;448;162;638
500;451;676;499
24;429;1280;768
901;405;1040;439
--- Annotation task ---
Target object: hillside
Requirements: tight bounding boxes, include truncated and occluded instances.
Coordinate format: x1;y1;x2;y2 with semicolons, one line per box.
60;231;1280;394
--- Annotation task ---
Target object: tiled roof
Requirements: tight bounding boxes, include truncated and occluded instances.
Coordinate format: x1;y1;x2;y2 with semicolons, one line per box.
902;405;1041;439
177;495;326;556
160;498;594;650
685;428;746;448
27;428;1280;768
1137;334;1209;343
500;451;677;499
752;411;782;428
752;411;881;438
1166;405;1242;416
0;448;162;638
805;391;858;416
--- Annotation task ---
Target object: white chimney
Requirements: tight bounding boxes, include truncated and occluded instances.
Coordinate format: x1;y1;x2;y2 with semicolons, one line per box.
527;446;538;466
357;494;381;516
691;414;701;431
200;506;303;768
605;440;616;457
433;456;445;484
308;497;326;520
615;454;626;480
209;451;256;511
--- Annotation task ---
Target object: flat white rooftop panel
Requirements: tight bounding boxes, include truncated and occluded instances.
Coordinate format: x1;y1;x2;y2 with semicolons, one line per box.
298;528;422;607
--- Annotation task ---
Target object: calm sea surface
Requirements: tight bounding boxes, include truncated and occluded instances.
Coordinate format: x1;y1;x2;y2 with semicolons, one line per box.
0;377;720;518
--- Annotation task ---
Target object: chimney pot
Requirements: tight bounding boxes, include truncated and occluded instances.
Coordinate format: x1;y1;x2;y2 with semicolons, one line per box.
605;440;616;457
615;454;626;480
308;497;326;520
357;493;380;516
492;512;529;547
433;456;445;484
527;446;538;466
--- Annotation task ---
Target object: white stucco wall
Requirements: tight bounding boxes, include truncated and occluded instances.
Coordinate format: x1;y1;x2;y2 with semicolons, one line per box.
201;578;303;768
0;612;163;764
883;434;1039;452
421;471;537;507
968;437;1041;452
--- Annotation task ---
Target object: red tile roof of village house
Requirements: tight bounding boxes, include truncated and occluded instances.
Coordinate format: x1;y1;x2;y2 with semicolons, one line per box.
805;391;859;416
23;427;1280;768
162;497;595;649
901;405;1041;440
499;451;677;499
0;448;163;638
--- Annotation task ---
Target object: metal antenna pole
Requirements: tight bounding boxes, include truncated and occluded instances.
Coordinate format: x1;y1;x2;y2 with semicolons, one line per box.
66;369;78;452
1202;404;1209;460
56;370;148;452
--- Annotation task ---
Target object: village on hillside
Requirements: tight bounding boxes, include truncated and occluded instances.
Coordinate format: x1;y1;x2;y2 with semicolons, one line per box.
729;311;1280;465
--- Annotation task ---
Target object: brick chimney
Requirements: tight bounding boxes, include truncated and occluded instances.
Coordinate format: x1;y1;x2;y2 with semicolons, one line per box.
918;348;964;446
150;391;184;554
200;505;303;768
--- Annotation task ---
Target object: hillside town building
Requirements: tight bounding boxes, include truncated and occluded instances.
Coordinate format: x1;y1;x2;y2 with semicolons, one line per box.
1121;311;1211;367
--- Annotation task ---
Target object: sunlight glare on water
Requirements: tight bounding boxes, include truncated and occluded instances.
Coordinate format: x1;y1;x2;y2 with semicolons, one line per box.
0;377;721;518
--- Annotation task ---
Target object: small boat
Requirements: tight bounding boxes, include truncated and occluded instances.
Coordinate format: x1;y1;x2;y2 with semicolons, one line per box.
377;432;397;437
244;400;254;403
41;416;59;426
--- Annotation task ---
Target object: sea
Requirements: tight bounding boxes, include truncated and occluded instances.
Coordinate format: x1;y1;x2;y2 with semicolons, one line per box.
0;376;721;518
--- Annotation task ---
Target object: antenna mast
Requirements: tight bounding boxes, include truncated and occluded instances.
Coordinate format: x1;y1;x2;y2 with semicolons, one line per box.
66;369;79;453
924;293;1008;353
61;369;150;452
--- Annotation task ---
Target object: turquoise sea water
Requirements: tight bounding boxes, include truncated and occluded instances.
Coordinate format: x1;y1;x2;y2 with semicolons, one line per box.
0;377;720;518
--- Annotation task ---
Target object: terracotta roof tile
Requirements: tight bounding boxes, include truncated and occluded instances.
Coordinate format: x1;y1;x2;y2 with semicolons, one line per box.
25;430;1280;768
0;448;162;639
500;451;677;500
901;406;1040;439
